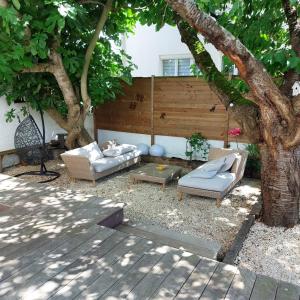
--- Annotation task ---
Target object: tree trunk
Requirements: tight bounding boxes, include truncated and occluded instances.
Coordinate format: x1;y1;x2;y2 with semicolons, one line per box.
260;143;300;226
46;108;93;149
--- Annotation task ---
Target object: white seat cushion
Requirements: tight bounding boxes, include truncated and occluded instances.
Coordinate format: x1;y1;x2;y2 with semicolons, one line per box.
178;172;236;192
92;150;141;173
64;141;103;162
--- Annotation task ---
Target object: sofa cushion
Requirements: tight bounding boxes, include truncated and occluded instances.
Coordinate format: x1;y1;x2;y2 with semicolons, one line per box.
64;141;103;162
103;144;137;157
219;153;237;172
100;139;119;151
92;149;141;173
178;172;236;192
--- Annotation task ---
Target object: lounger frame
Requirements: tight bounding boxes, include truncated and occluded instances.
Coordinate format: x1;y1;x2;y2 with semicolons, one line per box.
177;148;248;206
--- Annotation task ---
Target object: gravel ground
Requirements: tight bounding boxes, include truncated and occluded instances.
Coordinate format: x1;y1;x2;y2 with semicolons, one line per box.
4;159;260;254
236;222;300;286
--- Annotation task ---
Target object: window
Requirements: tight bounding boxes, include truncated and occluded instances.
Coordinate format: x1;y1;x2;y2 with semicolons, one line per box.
178;58;191;76
162;58;192;76
162;59;176;76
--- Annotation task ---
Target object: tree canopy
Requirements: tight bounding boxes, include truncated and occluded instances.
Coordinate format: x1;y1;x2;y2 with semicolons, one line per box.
0;0;136;120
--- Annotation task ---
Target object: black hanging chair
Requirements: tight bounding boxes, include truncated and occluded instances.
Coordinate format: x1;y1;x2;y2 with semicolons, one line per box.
14;109;60;183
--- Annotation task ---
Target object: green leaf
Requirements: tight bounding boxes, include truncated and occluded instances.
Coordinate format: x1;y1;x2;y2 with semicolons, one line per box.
12;0;20;10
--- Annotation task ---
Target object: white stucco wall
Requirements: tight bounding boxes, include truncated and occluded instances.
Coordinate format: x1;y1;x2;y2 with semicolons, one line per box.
0;97;94;168
98;129;228;160
123;23;223;77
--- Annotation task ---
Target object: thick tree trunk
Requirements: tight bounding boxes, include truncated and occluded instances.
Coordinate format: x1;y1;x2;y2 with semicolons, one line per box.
47;109;93;149
260;143;300;226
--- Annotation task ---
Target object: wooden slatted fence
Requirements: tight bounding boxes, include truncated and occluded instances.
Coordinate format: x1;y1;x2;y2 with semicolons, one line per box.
94;76;249;143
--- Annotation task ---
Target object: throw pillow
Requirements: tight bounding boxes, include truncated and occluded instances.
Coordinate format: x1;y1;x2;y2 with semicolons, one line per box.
99;139;119;151
66;141;104;162
219;153;237;172
190;157;226;178
103;144;137;157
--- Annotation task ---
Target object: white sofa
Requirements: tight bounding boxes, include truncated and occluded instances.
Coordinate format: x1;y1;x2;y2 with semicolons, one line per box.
61;142;141;184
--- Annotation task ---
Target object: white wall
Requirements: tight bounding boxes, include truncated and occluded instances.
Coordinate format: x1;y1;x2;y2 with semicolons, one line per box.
98;129;225;160
0;96;94;168
123;23;223;77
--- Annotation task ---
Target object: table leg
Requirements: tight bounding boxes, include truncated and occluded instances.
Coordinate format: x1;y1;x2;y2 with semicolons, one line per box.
178;191;184;201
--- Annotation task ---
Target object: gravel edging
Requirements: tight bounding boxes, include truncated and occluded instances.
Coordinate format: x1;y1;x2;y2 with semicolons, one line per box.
236;222;300;286
223;201;262;263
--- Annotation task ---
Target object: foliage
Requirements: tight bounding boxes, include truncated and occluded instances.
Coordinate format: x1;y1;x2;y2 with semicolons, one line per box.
195;0;300;90
185;132;210;161
0;0;136;118
245;143;261;174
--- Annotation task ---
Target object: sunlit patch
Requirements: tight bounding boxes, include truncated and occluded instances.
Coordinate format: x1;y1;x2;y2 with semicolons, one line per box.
156;245;170;254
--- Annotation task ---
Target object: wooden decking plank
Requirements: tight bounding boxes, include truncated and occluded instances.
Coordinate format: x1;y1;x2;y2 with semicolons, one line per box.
150;253;201;300
50;235;143;300
30;230;129;300
126;248;182;300
0;224;106;285
0;200;121;260
74;238;155;300
6;230;116;299
250;274;278;300
1;227;114;298
200;262;237;300
99;242;166;300
175;258;218;300
225;267;257;300
275;281;300;300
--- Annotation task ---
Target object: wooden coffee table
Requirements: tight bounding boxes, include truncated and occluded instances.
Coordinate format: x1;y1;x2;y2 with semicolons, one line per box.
130;163;182;190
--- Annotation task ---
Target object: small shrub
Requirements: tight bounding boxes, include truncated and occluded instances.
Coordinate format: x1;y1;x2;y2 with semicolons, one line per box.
245;144;261;177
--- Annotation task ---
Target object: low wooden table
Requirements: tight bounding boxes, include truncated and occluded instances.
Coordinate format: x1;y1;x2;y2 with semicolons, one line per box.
130;163;182;190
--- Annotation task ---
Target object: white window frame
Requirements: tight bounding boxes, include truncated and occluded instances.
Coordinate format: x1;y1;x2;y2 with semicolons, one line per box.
160;55;194;76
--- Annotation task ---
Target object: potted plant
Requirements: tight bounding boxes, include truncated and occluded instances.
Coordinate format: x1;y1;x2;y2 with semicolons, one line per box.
185;133;210;162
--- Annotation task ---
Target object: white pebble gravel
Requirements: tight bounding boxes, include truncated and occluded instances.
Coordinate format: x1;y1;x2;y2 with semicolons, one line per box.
236;222;300;286
4;160;260;253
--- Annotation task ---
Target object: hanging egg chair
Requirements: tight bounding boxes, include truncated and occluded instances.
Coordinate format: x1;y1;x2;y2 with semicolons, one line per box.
14;110;60;183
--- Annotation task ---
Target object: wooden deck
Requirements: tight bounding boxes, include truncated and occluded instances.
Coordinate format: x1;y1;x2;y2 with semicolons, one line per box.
0;174;299;299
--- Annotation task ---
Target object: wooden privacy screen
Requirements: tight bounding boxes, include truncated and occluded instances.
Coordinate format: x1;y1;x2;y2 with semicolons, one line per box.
94;76;248;143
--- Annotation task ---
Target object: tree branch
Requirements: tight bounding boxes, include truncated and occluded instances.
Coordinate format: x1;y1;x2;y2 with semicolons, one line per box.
80;0;113;116
285;125;300;148
175;16;260;143
282;0;300;57
280;0;300;97
166;0;297;145
46;108;69;130
0;0;7;7
50;50;79;111
22;63;54;74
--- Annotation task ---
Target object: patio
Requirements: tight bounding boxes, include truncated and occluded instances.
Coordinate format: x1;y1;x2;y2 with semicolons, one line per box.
4;159;260;256
0;173;299;299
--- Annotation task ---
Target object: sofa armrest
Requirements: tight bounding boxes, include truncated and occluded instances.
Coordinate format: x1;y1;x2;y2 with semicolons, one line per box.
61;153;95;181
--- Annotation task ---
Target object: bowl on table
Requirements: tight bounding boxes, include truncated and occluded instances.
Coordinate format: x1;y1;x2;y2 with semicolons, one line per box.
156;164;167;171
